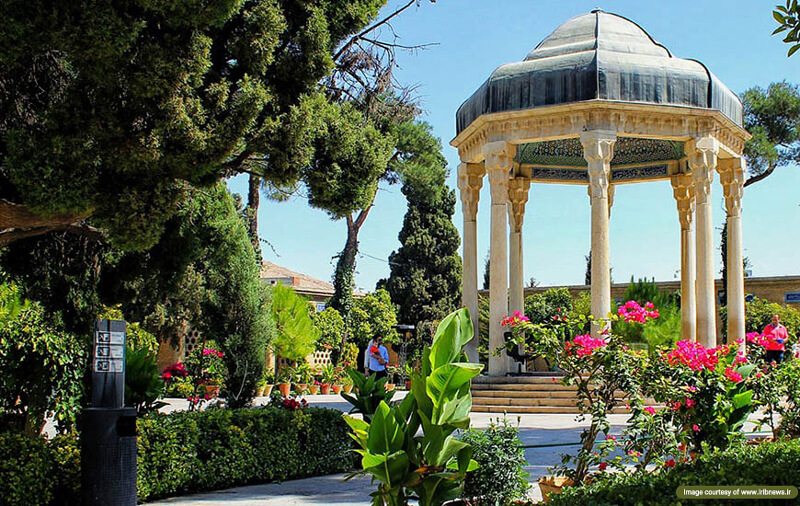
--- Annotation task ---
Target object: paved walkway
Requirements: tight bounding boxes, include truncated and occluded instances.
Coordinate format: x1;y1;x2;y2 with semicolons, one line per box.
149;393;633;505
148;394;767;505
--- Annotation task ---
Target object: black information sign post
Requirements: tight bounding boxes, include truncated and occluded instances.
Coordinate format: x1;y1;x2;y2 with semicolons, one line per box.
82;319;137;506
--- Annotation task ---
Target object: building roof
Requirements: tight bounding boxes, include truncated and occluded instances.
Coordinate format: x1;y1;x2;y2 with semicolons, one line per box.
456;10;743;134
260;261;334;296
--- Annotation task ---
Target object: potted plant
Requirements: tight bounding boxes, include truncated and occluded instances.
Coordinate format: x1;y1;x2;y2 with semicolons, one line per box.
257;371;275;397
341;367;355;394
277;366;293;397
320;364;337;394
309;380;320;395
295;362;313;394
385;364;403;391
185;345;227;398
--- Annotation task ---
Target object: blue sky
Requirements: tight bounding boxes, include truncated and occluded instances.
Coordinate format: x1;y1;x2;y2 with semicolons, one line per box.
228;0;800;292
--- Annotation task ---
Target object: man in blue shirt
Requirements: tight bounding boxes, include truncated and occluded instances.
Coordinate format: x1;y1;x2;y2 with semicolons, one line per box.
367;335;389;379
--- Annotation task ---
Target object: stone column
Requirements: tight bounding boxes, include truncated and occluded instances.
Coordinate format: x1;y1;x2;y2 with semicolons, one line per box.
719;157;746;353
671;173;697;342
581;130;616;334
484;141;513;376
687;137;719;348
457;162;485;362
508;177;531;373
508;178;531;318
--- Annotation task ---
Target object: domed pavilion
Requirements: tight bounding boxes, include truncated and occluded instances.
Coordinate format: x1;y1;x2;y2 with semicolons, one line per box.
452;10;750;375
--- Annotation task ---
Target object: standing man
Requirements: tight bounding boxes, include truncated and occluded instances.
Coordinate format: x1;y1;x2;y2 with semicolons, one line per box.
363;337;375;375
763;314;790;364
367;335;389;379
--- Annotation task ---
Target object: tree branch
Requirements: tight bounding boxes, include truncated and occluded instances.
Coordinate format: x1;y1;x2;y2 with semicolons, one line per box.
332;0;418;64
744;163;777;187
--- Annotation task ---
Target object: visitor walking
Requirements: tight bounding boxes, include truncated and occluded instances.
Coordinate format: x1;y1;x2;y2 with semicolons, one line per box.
763;314;789;364
367;335;389;379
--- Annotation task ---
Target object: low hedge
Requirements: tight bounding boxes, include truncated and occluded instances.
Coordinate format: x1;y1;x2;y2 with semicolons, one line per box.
548;439;800;506
0;406;355;505
137;406;356;501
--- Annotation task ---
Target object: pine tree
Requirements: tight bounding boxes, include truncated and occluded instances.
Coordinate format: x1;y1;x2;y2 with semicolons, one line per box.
383;169;462;334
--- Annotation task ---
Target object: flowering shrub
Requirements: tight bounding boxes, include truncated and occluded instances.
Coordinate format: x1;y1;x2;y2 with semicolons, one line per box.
280;396;308;411
617;301;659;324
160;362;188;383
503;306;652;484
643;340;756;453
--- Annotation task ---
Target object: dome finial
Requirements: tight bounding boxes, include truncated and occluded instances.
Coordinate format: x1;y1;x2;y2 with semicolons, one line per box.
591;7;604;13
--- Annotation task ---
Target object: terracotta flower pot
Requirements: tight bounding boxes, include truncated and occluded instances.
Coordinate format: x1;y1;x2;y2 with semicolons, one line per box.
204;385;221;398
538;476;573;502
320;383;331;394
385;383;395;392
343;384;354;394
296;383;308;394
309;384;320;395
263;384;273;397
331;384;342;394
404;379;412;390
278;383;291;397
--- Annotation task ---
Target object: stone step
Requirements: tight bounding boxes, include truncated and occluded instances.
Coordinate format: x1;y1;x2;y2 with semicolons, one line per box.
472;383;577;392
472;389;582;399
473;396;609;407
471;405;632;414
473;375;567;385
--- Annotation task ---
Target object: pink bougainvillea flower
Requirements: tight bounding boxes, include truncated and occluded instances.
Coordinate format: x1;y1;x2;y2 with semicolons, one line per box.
605;435;617;441
664;459;676;468
566;334;607;357
627;450;641;457
664;340;720;372
724;367;744;383
598;462;608;471
618;301;659;323
692;424;700;432
685;398;696;409
668;401;681;411
644;406;656;415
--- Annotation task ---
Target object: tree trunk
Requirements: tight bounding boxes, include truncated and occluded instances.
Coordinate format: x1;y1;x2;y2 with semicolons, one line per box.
246;174;261;259
330;205;373;358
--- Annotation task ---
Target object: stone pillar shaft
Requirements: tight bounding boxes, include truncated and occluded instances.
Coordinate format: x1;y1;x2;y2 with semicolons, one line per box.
457;163;485;362
485;142;513;376
688;137;719;348
671;173;697;342
508;178;531;316
581;130;616;334
719;158;746;353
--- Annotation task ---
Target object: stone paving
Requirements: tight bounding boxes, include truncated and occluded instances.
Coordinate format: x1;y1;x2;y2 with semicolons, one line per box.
148;393;767;505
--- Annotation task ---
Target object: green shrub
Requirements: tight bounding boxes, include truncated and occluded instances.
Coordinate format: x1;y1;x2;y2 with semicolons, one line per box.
50;433;81;506
460;418;529;505
137;406;355;501
720;296;800;341
0;432;54;505
548;439;800;506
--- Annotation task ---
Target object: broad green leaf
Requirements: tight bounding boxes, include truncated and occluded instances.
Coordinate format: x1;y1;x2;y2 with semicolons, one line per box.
367;401;405;454
732;390;753;410
789;43;800;57
429;308;473;371
343;414;369;433
427;363;482;422
430;436;469;467
737;363;756;380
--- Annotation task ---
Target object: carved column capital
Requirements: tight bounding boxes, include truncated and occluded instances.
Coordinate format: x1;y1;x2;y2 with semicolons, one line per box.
507;177;531;233
483;141;514;203
687;136;719;205
581;130;616;199
457;163;485;221
671;173;696;230
718;157;745;216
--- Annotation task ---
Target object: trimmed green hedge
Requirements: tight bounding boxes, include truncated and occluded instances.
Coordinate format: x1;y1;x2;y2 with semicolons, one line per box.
548;439;800;506
0;406;355;505
137;407;356;501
